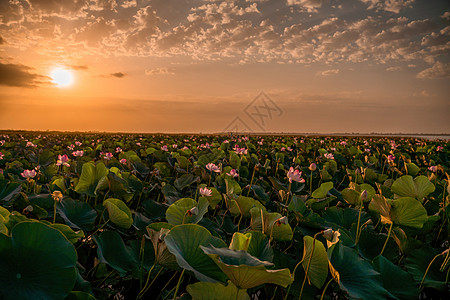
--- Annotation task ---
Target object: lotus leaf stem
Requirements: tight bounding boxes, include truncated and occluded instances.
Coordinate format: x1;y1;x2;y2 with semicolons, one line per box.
419;253;444;291
299;232;320;300
173;268;185;300
379;222;393;256
320;278;334;300
246;167;256;197
136;263;159;299
355;197;364;245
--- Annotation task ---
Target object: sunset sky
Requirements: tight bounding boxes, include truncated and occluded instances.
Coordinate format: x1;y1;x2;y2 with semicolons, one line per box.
0;0;449;134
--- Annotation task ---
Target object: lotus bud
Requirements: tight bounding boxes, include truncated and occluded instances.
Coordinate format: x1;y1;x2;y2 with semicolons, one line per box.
276;216;288;226
355;168;361;175
309;163;317;171
187;206;199;216
360;190;368;202
322;228;334;240
322;228;341;248
279;190;286;200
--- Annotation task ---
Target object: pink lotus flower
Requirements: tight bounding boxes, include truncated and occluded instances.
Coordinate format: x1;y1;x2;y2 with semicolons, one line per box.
309;163;317;171
182;146;189;150
428;166;437;172
387;155;395;162
116;147;122;153
161;145;168;151
324;153;334;160
75;141;82;146
199;187;212;197
0;140;5;146
223;140;229;144
280;147;286;151
67;144;75;150
72;150;84;157
340;141;347;146
136;142;141;147
0;152;4;160
172;144;178;149
103;153;113;160
21;169;37;179
227;169;239;178
364;148;371;152
437;146;443;151
120;158;127;165
257;139;264;145
287;167;305;183
234;145;247;155
56;154;70;167
206;163;220;173
26;141;37;148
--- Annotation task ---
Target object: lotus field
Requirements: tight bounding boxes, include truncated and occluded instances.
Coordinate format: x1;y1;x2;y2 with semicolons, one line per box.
0;132;449;300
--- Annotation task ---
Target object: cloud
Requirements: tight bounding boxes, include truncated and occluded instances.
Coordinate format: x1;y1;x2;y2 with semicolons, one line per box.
316;69;340;76
110;72;126;78
69;65;89;70
416;62;450;79
145;67;175;76
0;62;50;87
287;0;329;12
359;0;415;14
386;66;401;71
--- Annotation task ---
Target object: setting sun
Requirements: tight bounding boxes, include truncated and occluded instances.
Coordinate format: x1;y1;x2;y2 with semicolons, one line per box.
50;69;74;87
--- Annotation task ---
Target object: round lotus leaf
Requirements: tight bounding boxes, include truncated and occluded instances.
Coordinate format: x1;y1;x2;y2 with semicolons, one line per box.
103;198;133;229
201;245;293;289
164;224;227;282
0;221;77;300
187;280;250;300
166;197;209;225
302;236;328;289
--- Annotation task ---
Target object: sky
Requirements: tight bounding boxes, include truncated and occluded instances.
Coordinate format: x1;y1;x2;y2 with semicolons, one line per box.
0;0;449;134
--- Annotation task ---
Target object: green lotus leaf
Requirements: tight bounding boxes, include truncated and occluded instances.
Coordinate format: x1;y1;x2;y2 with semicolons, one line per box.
390;197;428;229
75;162;108;197
230;152;241;169
187;280;250;300
373;255;419;299
201;245;293;289
65;291;97;300
42;222;84;244
250;207;293;242
230;232;251;251
103;198;133;229
146;226;179;270
328;243;392;299
323;207;370;231
229;196;265;218
57;197;97;231
164;224;227;282
0;179;21;202
93;230;139;277
405;163;420;176
312;182;333;199
0;222;77;300
225;178;242;195
174;174;197;191
369;195;392;224
341;188;361;205
405;245;447;291
391;175;435;201
107;171;134;202
166;197;209;225
302;236;328;289
245;231;274;262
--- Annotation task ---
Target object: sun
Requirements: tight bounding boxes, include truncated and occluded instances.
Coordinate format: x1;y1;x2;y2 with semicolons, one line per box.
50;69;74;87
